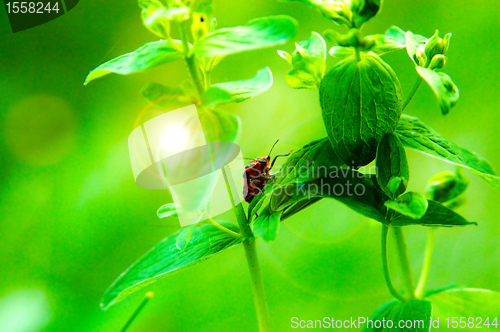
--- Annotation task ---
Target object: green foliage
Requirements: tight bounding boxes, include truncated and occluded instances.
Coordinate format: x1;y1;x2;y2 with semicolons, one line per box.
425;169;469;209
396;115;500;189
84;40;183;85
252;208;281;241
201;67;273;107
191;16;298;57
364;299;432;332
278;32;326;89
416;67;459;115
100;222;243;309
199;109;241;143
385;192;428;220
320;53;402;166
141;82;196;109
376;133;409;198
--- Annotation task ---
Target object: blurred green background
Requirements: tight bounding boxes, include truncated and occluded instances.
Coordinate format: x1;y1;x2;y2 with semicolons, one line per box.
0;0;499;331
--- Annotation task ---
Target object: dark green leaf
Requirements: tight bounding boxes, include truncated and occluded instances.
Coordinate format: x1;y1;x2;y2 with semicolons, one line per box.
352;0;381;27
320;53;403;166
385;191;428;220
157;203;178;219
390;200;476;227
252;208;281;241
428;288;500;320
84;40;183;85
199;110;241;143
364;299;432;332
201;67;273;107
192;16;298;57
141;82;196;109
416;67;459;115
376;133;409;198
395;115;500;189
100;222;243;309
274;137;344;186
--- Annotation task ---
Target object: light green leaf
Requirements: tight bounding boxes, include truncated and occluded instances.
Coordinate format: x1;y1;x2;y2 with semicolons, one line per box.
141;82;196;109
368;25;407;56
428;288;500;322
192;16;298;57
139;0;170;38
84;40;183;85
320;53;403;166
201;67;273;107
390;200;476;227
385;191;428;220
100;222;243;309
157;203;178;219
281;0;353;27
405;30;429;67
364;299;432;332
190;0;213;16
395;115;500;189
199;110;241;143
329;46;354;58
252;208;281;241
283;32;326;89
416;67;459;115
376;133;409;198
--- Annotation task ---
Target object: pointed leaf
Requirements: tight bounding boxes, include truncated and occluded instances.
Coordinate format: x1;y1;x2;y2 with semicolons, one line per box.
416;67;459;115
253;208;281;241
201;67;273;107
395;115;500;189
84;40;183;85
390;200;476;227
100;222;243;309
192;15;298;57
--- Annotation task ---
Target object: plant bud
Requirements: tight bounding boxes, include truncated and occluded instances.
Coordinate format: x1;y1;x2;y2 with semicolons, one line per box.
424;30;452;66
425;169;468;208
429;54;447;70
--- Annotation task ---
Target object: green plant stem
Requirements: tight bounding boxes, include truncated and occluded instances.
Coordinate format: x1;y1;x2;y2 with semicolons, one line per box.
221;167;271;332
381;225;406;302
207;217;243;238
402;76;423;111
176;21;204;95
415;228;435;298
120;292;154;332
393;226;415;300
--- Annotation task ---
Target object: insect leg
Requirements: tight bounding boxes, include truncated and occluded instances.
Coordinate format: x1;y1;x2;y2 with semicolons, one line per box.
270;150;293;170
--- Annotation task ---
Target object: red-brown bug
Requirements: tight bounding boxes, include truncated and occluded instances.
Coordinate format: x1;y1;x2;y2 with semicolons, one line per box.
243;140;292;203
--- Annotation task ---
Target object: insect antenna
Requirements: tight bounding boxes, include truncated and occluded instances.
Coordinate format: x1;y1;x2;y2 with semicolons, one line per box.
267;139;280;156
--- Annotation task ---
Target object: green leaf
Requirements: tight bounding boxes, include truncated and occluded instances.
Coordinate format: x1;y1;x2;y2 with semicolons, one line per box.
190;0;213;16
252;208;281;241
139;0;170;38
364;299;432;332
352;0;381;27
201;67;273;107
405;31;429;67
416;67;459;115
395;115;500;189
385;191;428;220
199;110;241;143
175;221;205;249
376;133;409;198
100;222;243;309
320;53;403;166
281;32;327;89
329;46;354;58
368;26;407;56
141;82;196;109
157;203;178;219
192;15;298;57
84;40;183;85
281;0;353;27
274;137;344;186
390;200;476;227
428;288;500;320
